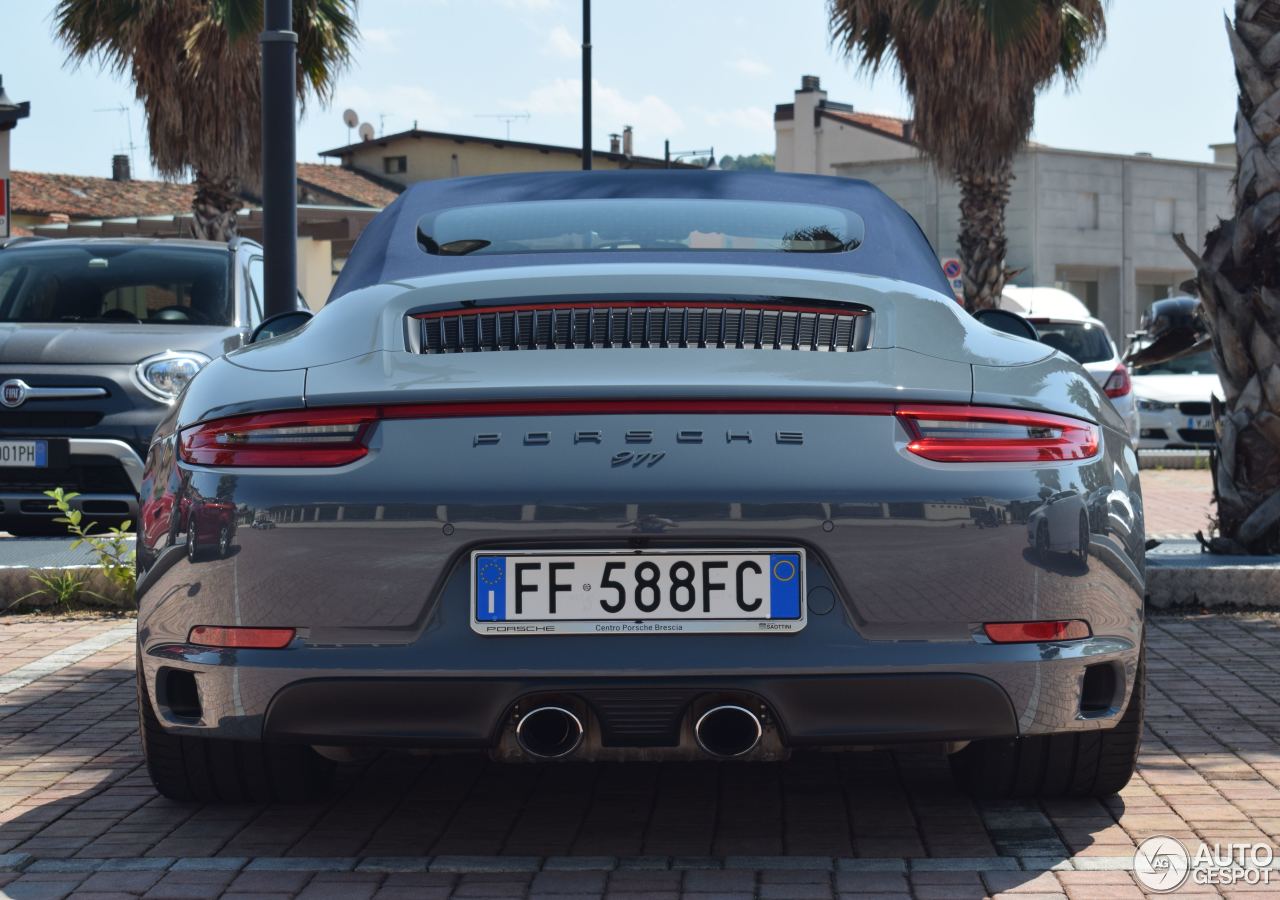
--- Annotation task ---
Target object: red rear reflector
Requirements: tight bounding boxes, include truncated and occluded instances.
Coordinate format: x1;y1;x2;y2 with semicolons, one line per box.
896;405;1100;463
188;626;296;649
983;620;1091;643
1103;364;1131;399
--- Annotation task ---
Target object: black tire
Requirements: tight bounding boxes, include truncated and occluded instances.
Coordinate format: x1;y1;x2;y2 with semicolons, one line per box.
1035;521;1050;558
1078;514;1090;561
137;656;333;803
218;526;231;558
950;649;1144;799
186;521;200;563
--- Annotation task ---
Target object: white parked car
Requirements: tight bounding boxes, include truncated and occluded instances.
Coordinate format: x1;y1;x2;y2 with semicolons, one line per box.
1001;287;1140;444
1131;348;1222;450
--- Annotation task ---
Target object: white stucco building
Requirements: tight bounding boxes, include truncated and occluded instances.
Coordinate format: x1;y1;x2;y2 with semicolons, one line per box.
775;76;1233;340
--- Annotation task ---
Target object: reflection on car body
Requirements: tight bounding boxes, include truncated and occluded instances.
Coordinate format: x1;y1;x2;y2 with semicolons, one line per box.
1026;489;1089;561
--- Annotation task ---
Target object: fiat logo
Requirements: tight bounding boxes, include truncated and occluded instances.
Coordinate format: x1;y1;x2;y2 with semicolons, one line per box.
1;379;28;408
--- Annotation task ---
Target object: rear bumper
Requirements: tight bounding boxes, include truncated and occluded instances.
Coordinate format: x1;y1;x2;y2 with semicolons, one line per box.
259;673;1021;748
141;629;1139;750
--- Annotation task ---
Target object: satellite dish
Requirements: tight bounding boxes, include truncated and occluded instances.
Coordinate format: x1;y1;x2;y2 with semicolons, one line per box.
342;108;359;128
358;122;375;141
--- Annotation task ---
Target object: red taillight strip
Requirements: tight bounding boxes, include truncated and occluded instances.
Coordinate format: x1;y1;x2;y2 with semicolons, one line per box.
177;400;1101;467
895;405;1100;463
413;301;867;319
179;407;378;467
379;399;894;419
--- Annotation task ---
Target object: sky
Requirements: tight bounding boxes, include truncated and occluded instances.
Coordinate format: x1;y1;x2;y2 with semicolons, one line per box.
3;0;1238;181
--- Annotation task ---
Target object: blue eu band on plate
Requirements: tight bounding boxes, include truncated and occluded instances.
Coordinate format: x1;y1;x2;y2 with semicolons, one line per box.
472;549;806;634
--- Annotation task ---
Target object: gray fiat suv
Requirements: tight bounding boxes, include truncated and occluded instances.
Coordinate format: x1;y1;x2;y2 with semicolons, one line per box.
0;236;305;534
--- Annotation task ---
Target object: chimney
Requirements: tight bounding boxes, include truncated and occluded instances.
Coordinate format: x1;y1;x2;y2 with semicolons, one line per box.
111;154;131;182
800;74;821;92
622;125;633;157
609;133;621;154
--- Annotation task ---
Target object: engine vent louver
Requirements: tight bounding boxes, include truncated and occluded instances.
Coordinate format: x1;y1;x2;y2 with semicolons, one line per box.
415;303;872;354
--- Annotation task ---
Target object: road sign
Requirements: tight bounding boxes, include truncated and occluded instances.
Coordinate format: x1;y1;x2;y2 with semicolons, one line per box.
940;257;964;301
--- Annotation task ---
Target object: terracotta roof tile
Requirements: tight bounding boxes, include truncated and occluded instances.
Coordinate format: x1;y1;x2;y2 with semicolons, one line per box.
297;163;399;208
12;165;396;223
11;170;194;219
821;108;912;141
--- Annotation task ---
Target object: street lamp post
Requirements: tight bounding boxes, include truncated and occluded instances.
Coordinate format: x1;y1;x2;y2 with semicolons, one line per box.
581;0;591;171
261;0;298;317
0;76;31;241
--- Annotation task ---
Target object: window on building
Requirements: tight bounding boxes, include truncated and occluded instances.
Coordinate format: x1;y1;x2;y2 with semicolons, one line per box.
1075;192;1099;230
1153;198;1176;233
383;156;407;175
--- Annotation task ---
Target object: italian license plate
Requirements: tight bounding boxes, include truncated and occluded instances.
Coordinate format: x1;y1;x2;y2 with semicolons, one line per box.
1188;416;1213;430
0;440;47;468
471;549;806;635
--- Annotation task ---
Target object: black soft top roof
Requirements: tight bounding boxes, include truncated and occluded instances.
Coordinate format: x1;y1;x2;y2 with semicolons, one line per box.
329;170;951;301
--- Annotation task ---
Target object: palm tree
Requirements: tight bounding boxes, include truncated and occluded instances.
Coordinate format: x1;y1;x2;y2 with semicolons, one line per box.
1173;1;1280;555
55;0;358;241
828;0;1106;310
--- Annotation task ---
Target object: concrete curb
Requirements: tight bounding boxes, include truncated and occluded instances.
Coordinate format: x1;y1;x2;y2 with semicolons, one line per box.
1146;539;1280;608
1137;448;1212;470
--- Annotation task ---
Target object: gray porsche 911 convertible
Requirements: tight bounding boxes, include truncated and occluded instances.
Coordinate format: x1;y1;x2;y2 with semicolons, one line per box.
136;171;1145;803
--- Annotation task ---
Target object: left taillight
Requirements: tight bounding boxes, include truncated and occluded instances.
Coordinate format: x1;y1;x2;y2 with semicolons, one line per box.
1103;364;1131;399
896;405;1100;463
178;407;376;467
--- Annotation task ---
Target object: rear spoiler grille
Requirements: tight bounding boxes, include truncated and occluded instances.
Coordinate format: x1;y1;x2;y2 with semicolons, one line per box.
413;302;872;354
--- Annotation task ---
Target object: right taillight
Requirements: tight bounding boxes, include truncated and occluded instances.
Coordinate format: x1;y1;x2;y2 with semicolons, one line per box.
896;405;1100;463
1103;364;1131;399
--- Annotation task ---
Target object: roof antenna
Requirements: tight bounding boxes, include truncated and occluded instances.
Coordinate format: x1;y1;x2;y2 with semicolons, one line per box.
342;108;359;149
474;111;531;140
93;104;137;175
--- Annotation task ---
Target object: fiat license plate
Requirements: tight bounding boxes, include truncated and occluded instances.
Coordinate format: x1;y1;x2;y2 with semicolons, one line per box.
0;440;47;468
471;549;805;635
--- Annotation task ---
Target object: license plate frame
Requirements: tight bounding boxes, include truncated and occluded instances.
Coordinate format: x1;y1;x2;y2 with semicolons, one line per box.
0;440;48;469
1188;416;1213;431
470;548;807;635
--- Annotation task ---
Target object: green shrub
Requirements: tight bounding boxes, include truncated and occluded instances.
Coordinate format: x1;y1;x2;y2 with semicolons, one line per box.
43;488;136;604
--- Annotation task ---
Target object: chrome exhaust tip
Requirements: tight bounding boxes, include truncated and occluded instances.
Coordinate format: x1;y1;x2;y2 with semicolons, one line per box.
515;706;584;759
694;704;762;758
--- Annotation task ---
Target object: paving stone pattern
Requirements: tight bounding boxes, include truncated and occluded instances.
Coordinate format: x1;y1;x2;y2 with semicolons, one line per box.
0;613;1277;898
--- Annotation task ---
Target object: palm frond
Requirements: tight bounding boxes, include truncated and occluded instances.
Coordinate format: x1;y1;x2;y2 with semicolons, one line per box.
53;0;358;190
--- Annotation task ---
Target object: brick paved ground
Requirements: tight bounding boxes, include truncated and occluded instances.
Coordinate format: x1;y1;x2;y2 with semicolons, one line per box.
0;613;1277;898
1142;469;1216;539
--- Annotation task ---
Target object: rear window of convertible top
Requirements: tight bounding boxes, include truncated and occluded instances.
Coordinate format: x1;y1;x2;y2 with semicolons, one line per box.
416;198;865;256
